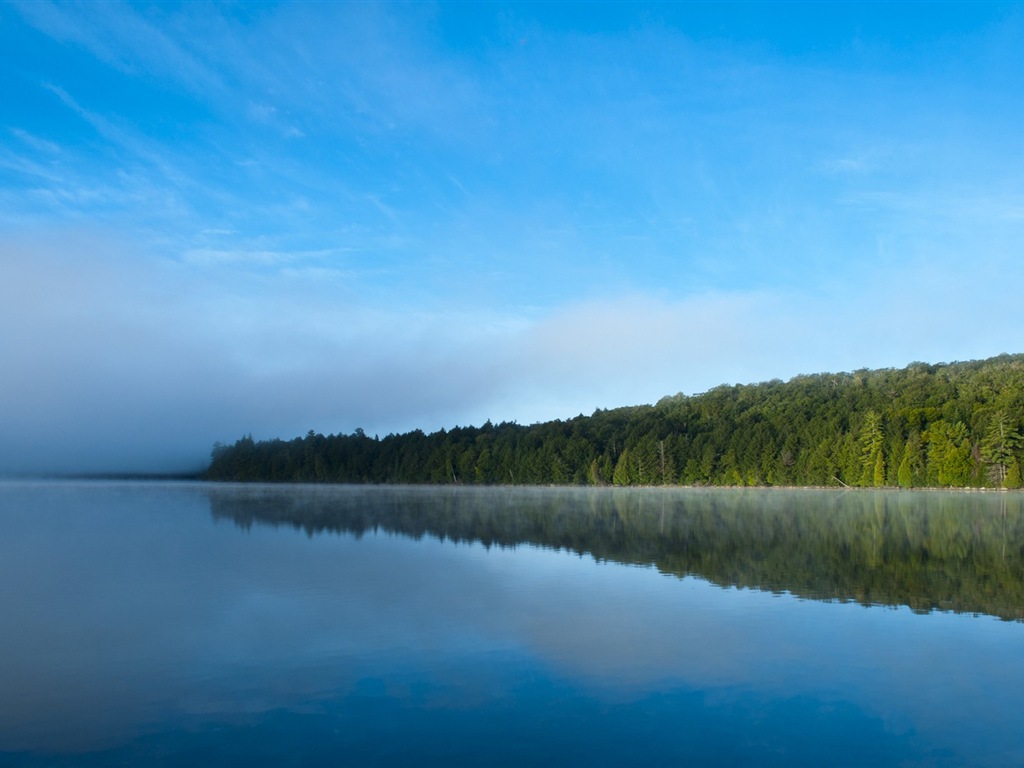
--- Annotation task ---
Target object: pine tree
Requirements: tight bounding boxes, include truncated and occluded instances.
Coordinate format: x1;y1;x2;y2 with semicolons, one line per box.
981;411;1023;487
613;449;634;486
860;411;885;487
1005;458;1022;489
873;451;886;487
897;453;913;488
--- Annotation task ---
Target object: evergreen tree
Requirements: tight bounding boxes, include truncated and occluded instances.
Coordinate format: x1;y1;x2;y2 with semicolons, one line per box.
1006;458;1022;489
981;410;1023;487
612;449;635;486
873;451;886;487
897;454;913;489
860;411;885;487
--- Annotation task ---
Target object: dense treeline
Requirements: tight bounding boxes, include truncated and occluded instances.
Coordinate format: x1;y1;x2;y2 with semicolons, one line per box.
208;485;1024;621
206;354;1024;488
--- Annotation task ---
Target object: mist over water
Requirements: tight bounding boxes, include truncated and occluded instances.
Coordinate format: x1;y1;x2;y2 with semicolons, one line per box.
2;482;1023;766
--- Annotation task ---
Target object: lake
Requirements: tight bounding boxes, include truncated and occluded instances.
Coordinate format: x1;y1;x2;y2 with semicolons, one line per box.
1;481;1023;766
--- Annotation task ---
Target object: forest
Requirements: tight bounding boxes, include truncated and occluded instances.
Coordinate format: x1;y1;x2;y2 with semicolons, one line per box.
206;353;1024;489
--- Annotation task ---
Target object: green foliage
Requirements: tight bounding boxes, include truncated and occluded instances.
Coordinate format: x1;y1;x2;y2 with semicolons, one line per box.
981;410;1024;487
897;454;913;489
206;354;1024;489
873;451;886;487
612;448;635;486
860;410;885;486
926;420;974;486
1006;459;1022;489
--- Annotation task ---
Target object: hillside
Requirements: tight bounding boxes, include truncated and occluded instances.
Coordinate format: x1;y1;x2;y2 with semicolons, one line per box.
206;354;1024;488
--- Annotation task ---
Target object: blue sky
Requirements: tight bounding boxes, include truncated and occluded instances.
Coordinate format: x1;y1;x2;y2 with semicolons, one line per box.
3;2;1024;473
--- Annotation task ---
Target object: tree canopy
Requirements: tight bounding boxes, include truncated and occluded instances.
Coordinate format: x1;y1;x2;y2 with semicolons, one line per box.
206;354;1024;489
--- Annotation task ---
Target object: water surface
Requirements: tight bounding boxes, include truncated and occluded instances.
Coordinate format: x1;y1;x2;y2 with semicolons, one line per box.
1;482;1022;766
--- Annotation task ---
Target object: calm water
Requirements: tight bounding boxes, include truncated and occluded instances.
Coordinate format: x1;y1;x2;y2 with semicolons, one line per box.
2;482;1023;766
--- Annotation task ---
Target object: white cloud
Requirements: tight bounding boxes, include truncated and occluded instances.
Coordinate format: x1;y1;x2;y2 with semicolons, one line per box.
2;209;1023;475
14;0;224;94
8;128;61;155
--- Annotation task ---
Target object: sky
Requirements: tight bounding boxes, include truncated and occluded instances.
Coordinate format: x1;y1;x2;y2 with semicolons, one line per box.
3;1;1024;474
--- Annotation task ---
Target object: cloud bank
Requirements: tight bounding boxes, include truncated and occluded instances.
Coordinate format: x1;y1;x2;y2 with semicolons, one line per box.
2;227;1017;474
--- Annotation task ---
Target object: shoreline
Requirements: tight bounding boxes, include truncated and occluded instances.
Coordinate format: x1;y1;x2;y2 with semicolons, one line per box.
3;475;1020;493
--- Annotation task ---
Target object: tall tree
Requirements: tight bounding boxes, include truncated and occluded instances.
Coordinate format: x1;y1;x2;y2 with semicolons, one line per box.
981;410;1023;487
860;411;885;487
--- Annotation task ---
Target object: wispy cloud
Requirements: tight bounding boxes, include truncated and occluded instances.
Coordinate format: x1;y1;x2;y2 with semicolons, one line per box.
8;127;61;155
14;0;225;94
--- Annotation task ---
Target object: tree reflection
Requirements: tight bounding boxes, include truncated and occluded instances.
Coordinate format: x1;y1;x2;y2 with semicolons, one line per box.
208;486;1024;621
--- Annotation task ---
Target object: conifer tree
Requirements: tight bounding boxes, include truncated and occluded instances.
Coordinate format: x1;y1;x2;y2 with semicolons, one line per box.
873;451;886;487
981;411;1023;486
897;454;913;488
860;411;885;487
613;449;634;486
1006;458;1022;489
